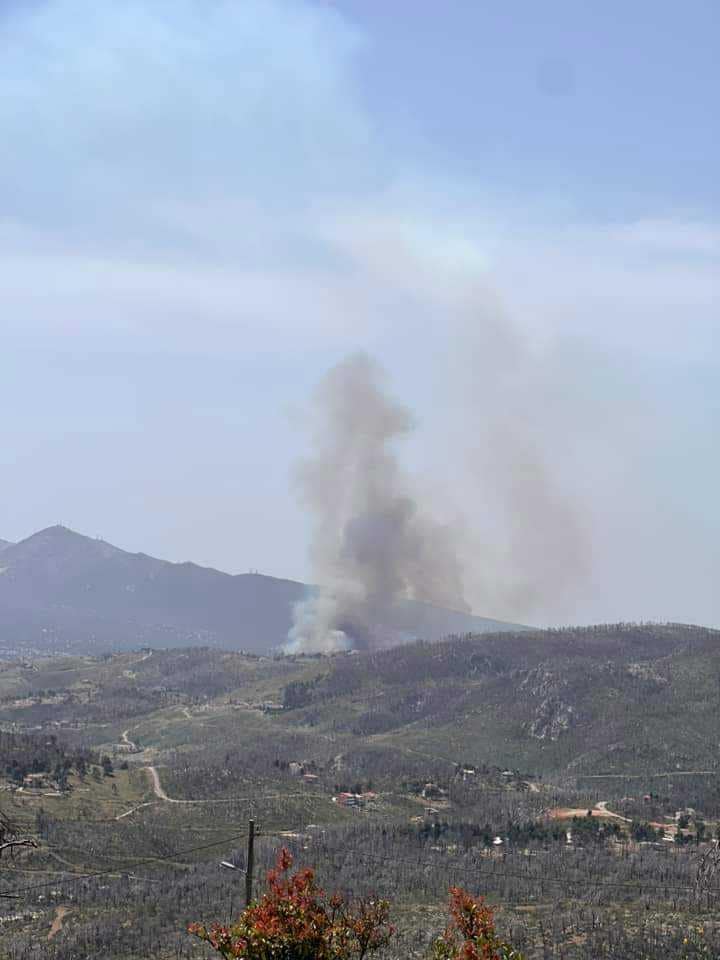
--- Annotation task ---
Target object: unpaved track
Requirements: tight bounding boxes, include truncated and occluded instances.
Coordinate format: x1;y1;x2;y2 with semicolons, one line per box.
595;800;632;823
144;765;326;805
48;906;70;941
146;765;173;801
580;770;717;779
548;802;629;821
120;728;138;751
548;800;675;836
115;800;157;821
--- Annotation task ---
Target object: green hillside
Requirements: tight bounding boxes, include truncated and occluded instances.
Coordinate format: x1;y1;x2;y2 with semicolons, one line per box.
278;623;720;778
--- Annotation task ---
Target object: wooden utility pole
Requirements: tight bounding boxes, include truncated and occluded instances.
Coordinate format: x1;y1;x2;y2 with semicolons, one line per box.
245;819;255;907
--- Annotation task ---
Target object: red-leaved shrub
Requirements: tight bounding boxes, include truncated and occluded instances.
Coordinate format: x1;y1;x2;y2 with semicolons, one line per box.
189;849;394;960
431;887;523;960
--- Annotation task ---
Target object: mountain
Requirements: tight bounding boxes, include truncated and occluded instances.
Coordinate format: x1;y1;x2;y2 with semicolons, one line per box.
0;526;525;656
0;538;11;551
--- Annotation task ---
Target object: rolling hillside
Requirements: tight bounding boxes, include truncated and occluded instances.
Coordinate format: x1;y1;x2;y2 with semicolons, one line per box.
278;621;720;778
2;621;718;786
2;625;719;960
0;526;524;656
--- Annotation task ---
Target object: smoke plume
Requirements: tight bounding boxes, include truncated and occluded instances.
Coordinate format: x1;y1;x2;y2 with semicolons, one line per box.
451;300;592;623
287;353;467;653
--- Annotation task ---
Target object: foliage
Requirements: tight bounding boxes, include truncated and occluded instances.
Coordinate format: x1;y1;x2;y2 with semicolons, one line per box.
283;679;318;710
189;849;394;959
190;852;524;960
0;730;96;786
629;820;663;842
431;887;523;960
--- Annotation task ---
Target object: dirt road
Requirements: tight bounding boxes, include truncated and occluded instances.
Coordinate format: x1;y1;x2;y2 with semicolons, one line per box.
595;800;632;823
143;765;327;806
120;728;138;752
547;802;630;821
146;765;174;802
115;800;157;821
48;906;70;941
547;801;676;837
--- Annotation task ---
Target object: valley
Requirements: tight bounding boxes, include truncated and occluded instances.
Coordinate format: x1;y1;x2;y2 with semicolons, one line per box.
1;623;720;958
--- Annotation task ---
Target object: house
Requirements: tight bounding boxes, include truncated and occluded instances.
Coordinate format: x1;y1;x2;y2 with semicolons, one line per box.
302;773;319;784
334;792;365;808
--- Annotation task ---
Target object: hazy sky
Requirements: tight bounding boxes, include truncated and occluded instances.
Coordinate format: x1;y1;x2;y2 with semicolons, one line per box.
1;0;718;627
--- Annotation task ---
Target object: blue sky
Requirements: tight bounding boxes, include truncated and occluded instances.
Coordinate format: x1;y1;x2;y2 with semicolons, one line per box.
1;0;718;626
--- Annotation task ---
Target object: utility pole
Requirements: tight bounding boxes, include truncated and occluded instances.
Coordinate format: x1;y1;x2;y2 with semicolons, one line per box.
245;818;255;907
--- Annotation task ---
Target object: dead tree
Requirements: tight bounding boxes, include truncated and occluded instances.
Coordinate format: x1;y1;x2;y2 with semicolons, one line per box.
694;840;720;907
0;809;38;896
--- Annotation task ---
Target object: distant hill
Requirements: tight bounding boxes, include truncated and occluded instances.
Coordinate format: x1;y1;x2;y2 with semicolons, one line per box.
279;621;720;776
0;526;525;656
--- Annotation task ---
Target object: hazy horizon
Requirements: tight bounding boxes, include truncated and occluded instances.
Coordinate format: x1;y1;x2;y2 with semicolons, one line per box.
2;1;718;629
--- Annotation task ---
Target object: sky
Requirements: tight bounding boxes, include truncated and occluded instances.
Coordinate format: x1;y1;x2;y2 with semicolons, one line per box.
1;0;718;627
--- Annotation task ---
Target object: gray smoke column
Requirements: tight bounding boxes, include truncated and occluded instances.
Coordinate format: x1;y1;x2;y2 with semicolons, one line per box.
287;352;467;653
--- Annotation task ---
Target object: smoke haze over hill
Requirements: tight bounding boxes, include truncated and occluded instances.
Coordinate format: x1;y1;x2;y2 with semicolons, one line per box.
288;319;594;649
288;354;468;653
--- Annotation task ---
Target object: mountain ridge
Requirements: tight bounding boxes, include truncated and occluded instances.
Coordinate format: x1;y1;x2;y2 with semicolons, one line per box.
0;525;527;656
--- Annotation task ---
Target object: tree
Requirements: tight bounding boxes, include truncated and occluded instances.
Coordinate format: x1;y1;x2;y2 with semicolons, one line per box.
0;809;37;882
431;887;523;960
630;821;661;843
189;849;394;960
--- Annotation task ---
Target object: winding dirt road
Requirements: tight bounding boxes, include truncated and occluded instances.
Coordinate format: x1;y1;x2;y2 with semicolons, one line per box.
120;728;138;752
143;765;327;806
145;765;174;802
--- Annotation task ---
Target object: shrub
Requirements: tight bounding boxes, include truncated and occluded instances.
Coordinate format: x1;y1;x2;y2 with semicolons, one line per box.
190;851;523;960
431;887;523;960
189;849;393;960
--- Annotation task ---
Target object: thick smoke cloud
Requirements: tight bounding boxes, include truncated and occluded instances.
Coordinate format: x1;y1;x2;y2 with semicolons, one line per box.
287;353;467;653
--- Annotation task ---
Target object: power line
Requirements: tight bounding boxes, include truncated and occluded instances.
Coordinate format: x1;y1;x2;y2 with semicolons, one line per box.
0;830;249;899
3;824;713;902
255;838;707;898
345;848;702;895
